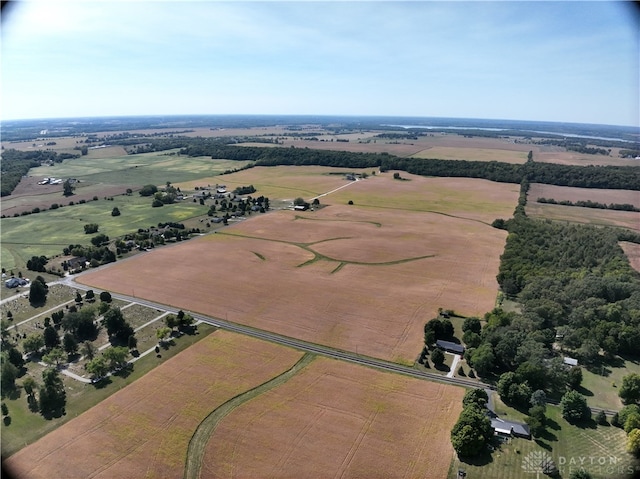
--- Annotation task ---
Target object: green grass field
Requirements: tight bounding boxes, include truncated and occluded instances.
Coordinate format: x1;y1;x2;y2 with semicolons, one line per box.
450;405;638;479
28;151;251;187
580;357;640;411
1;194;207;270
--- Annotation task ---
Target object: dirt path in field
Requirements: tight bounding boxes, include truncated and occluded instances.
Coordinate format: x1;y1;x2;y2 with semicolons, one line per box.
184;353;316;479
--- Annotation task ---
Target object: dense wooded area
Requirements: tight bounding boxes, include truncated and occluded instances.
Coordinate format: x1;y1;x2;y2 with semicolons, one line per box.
0;149;79;196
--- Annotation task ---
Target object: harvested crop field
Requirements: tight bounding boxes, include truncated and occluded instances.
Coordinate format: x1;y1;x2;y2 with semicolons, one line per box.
4;330;303;479
202;356;464;479
411;146;527;163
526;202;640;232
621;241;640;272
78;180;512;363
529;183;640;208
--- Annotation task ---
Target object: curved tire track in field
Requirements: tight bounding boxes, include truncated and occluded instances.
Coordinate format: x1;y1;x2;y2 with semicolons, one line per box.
184;353;316;479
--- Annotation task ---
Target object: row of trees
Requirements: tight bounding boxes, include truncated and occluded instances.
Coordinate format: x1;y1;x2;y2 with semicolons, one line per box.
536;197;640;212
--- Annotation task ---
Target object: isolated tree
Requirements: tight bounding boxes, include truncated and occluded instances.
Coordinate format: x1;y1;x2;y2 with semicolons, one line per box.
63;333;78;356
156;327;172;343
595;410;608;425
560;390;590;423
62;179;75;196
43;326;60;349
111;207;121;217
450;404;493;457
103;308;134;343
139;184;158;196
567;367;583;390
526;405;547;437
85;290;95;301
83;223;99;234
99;291;112;303
293;197;306;206
86;356;108;381
39;368;66;418
431;348;445;367
29;278;48;305
6;346;24;370
103;346;128;371
1;360;18;394
611;412;621;428
75;291;83;303
1;402;8;416
22;376;37;396
23;333;45;355
619;373;640;405
42;347;66;367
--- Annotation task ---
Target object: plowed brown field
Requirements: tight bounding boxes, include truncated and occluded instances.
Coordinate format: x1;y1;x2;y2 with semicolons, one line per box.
78;176;514;363
529;183;640;208
4;331;303;479
202;356;464;479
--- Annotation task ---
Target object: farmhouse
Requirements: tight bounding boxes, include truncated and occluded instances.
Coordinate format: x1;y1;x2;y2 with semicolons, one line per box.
435;340;465;355
491;418;531;439
67;256;88;273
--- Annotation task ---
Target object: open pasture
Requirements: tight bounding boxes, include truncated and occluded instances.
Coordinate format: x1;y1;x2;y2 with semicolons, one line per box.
1;192;207;265
3;330;304;479
526;202;640;232
202;356;464;479
77;182;512;363
529;183;640;209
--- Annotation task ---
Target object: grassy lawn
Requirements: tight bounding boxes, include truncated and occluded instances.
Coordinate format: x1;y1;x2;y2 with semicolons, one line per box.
580;356;640;411
450;405;638;479
1;322;217;458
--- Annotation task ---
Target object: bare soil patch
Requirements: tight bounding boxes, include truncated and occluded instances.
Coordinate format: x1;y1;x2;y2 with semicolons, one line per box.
529;183;640;208
202;356;464;479
77;197;510;363
621;241;640;272
3;331;303;479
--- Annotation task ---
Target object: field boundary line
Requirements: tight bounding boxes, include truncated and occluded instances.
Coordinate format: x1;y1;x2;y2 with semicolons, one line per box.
183;353;316;479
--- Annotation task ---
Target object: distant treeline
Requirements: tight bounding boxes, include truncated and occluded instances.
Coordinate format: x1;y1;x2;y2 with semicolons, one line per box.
536;197;640;212
1;149;79;196
171;141;640;190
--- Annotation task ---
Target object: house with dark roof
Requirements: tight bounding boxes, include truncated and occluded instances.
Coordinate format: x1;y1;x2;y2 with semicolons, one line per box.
491;418;531;439
435;340;465;355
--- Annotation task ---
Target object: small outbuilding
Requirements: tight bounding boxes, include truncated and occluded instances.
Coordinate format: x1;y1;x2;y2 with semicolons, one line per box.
563;357;578;367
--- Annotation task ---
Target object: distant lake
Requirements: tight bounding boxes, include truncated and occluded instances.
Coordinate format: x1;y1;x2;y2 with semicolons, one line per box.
383;124;634;143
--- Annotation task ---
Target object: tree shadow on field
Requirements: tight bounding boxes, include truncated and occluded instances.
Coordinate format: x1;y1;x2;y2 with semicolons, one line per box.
538;427;558;443
91;377;112;389
535;439;552;451
113;365;133;379
459;448;494;467
575;385;594;397
434;363;450;373
547;418;561;431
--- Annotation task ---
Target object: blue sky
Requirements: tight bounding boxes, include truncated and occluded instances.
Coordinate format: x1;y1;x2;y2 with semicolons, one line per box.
2;1;638;126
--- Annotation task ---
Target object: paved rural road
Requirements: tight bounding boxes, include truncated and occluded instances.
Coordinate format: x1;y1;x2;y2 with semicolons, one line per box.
56;276;621;415
62;277;494;391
